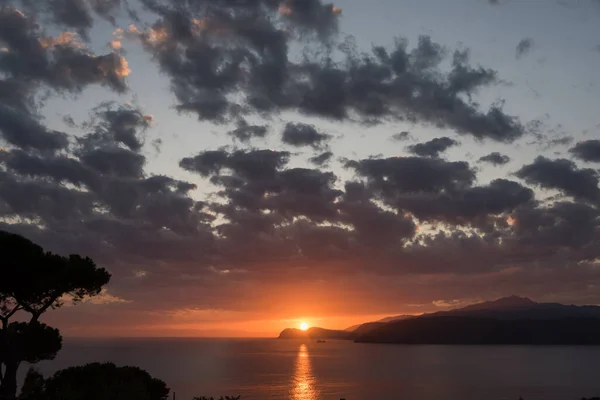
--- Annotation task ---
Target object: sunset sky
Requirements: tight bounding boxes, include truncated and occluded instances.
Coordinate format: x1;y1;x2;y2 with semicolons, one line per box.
1;0;600;337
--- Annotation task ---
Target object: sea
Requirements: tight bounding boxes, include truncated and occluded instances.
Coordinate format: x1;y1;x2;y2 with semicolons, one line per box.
28;338;600;400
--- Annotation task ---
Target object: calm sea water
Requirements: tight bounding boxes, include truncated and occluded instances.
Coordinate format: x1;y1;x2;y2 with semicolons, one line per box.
29;338;600;400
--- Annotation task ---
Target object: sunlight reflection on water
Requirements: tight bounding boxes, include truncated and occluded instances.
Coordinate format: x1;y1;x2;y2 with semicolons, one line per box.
290;344;320;400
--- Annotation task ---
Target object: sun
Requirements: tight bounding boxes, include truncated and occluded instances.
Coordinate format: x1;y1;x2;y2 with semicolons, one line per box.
299;322;309;331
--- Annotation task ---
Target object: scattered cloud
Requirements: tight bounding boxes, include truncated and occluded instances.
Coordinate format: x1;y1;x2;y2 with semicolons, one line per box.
0;0;599;329
407;137;458;158
569;140;600;163
478;152;510;166
282;122;331;149
516;38;535;59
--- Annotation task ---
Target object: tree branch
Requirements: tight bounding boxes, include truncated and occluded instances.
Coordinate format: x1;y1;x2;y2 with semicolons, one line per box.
29;298;58;323
2;304;23;323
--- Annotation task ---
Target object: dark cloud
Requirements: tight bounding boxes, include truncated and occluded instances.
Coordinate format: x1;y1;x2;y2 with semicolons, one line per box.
346;156;475;195
569;140;600;163
391;131;411;141
79;147;145;178
295;45;521;142
346;155;532;225
180;149;291;181
511;201;600;251
13;0;124;36
0;7;130;93
133;3;524;142
90;105;151;151
281;122;331;149
48;0;94;37
393;179;534;224
88;0;123;23
516;157;600;203
516;38;535;59
227;119;268;143
0;105;68;151
263;167;343;221
478;152;510;166
407;137;458;158
2;0;600;321
337;199;416;246
1;149;98;189
134;0;340;122
309;151;333;166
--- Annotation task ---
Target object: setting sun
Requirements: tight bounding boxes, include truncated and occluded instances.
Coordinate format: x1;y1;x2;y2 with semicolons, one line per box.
299;322;309;331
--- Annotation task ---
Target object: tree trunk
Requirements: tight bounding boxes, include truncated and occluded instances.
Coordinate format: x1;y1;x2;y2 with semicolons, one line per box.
0;361;18;400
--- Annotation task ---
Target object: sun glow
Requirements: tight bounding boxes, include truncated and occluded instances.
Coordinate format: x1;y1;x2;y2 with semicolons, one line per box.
299;322;309;331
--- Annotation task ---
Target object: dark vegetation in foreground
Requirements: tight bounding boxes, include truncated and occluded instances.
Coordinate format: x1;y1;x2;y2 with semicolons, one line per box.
19;363;240;400
0;231;110;399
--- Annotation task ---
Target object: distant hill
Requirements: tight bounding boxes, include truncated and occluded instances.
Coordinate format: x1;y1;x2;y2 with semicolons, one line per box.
355;316;600;345
427;295;600;321
345;315;413;332
279;296;600;344
348;322;388;337
278;327;351;340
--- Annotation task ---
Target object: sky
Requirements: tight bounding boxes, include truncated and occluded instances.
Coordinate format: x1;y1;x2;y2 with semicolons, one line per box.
1;0;600;337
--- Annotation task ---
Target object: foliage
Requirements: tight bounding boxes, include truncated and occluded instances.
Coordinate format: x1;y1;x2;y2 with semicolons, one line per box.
18;369;45;400
39;362;170;400
0;230;111;399
0;231;111;323
0;322;62;364
192;397;241;400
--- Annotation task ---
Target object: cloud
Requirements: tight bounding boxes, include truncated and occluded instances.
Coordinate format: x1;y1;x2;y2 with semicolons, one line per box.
478;152;510;166
227;119;268;143
131;3;525;142
346;156;475;195
516;38;535;59
180;149;291;179
13;0;125;37
294;44;521;142
407;137;458;158
2;0;600;327
309;151;333;166
83;288;132;305
516;157;600;203
281;122;331;149
88;104;151;151
0;105;68;151
79;147;146;178
47;0;94;37
391;131;411;141
0;7;130;93
569;140;600;162
545;136;574;149
393;179;534;224
346;155;533;224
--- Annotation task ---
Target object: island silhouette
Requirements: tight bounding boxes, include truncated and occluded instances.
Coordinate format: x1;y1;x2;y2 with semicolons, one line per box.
279;296;600;345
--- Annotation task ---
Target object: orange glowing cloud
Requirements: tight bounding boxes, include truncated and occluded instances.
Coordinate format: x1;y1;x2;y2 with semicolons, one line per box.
40;32;84;49
146;25;169;46
278;4;293;16
109;40;122;50
114;55;131;77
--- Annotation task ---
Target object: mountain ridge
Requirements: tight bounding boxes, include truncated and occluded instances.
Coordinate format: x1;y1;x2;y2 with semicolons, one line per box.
279;296;600;344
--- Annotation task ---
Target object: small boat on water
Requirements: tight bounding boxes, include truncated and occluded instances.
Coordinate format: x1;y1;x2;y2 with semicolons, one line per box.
316;339;326;343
